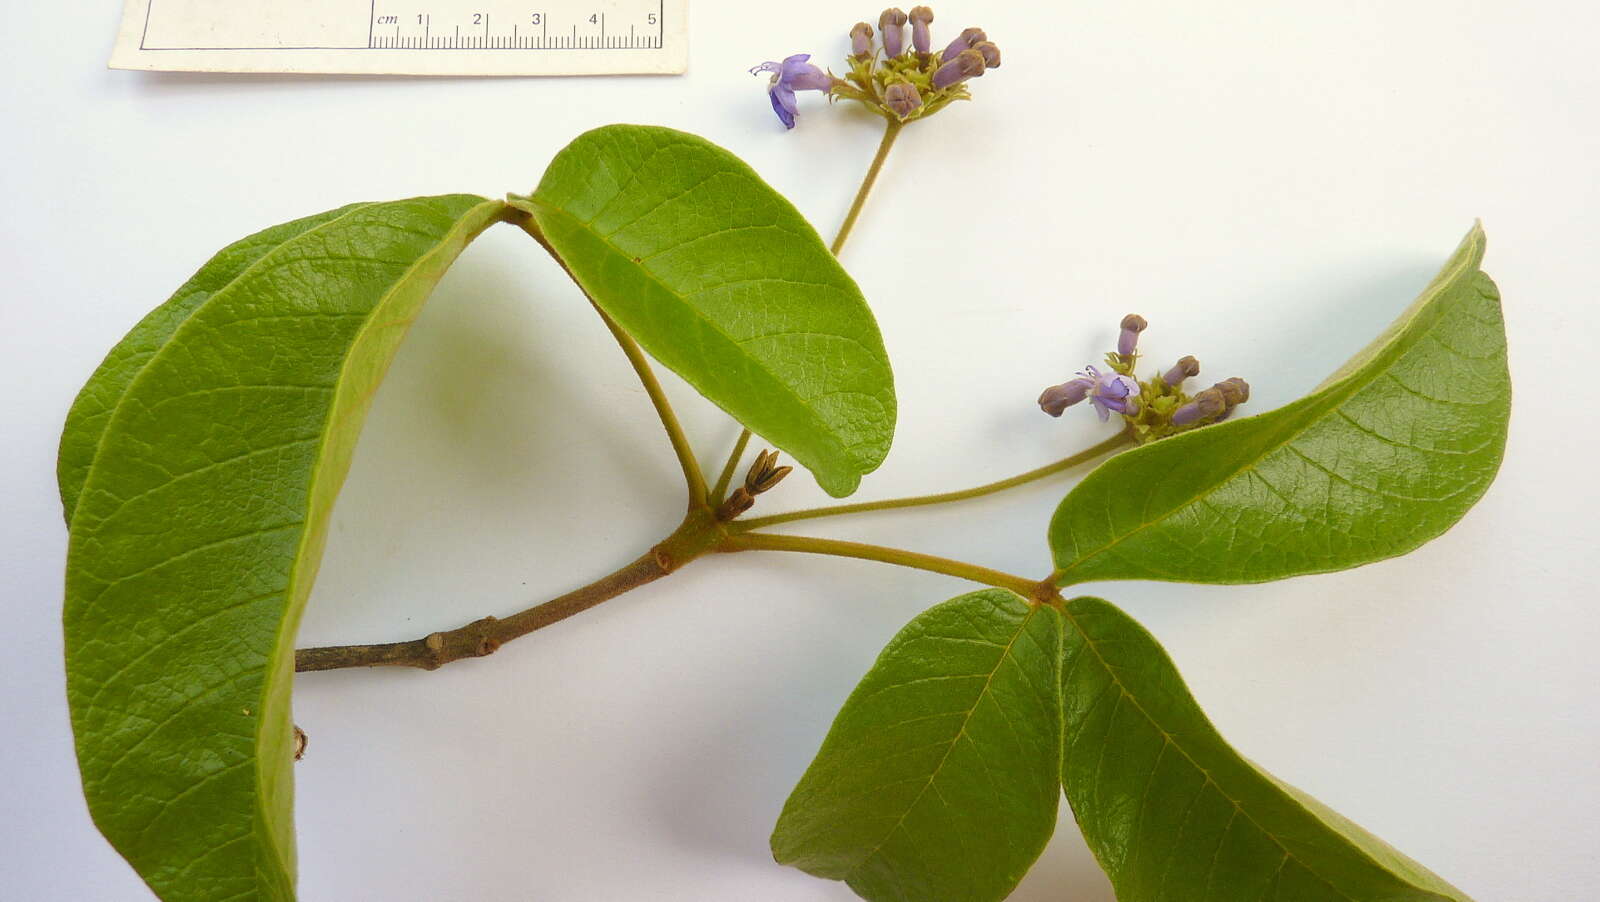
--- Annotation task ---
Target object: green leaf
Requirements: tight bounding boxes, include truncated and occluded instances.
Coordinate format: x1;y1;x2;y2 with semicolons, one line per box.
1050;224;1509;586
58;204;364;522
1060;595;1471;901
514;124;896;498
772;589;1063;902
61;195;506;901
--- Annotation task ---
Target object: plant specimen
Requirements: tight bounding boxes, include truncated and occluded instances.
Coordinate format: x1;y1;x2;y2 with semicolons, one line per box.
60;8;1509;900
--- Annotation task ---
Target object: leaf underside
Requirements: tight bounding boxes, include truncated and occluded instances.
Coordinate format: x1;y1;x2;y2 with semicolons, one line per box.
1050;223;1510;586
61;195;504;901
521;124;897;498
58;203;364;521
1059;595;1471;901
771;590;1063;902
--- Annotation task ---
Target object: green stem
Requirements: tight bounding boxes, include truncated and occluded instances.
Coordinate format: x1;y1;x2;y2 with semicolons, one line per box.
511;214;709;508
593;305;709;507
722;532;1043;599
708;427;752;504
831;120;903;256
735;430;1133;531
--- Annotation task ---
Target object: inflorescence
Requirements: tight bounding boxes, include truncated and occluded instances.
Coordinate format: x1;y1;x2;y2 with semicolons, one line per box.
1039;314;1251;443
752;7;1000;129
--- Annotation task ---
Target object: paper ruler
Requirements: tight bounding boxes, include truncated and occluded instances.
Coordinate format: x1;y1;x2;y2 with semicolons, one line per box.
109;0;686;75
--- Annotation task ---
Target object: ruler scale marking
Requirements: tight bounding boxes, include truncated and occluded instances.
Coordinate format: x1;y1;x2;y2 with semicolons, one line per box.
111;0;685;73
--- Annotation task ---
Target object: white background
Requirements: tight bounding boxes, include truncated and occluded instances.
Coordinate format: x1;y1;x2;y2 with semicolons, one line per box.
3;1;1597;899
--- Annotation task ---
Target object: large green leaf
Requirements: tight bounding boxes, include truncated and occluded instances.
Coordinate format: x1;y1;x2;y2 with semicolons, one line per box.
1050;224;1509;586
62;195;506;901
1060;595;1471;901
512;124;896;498
772;589;1063;902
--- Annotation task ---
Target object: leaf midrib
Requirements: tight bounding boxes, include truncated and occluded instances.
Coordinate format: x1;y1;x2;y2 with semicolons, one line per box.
1053;235;1485;585
1060;605;1450;902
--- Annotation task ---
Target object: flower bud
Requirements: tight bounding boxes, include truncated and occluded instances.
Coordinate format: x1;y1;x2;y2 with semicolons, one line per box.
932;48;985;88
1039;378;1092;417
850;22;874;57
909;6;935;54
1171;387;1226;426
883;82;924;119
972;40;1001;69
941;27;986;63
879;8;908;56
1162;356;1200;386
744;449;793;495
1212;377;1250;420
1117;313;1148;357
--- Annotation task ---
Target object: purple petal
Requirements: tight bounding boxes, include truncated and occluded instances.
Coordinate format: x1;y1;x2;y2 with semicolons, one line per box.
768;87;797;129
780;55;832;92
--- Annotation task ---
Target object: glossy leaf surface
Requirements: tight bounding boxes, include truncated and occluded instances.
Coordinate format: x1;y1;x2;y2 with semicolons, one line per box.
1050;224;1509;585
61;195;505;901
772;589;1062;902
1060;595;1471;901
517;124;896;497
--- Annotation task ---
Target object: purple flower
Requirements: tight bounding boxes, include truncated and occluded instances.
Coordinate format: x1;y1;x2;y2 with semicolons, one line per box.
879;8;908;57
932;48;986;89
1041;366;1140;420
941;27;986;63
1085;366;1141;420
1162;355;1200;387
751;54;834;129
883;82;923;119
850;22;874;57
909;6;934;54
1172;387;1226;426
1038;377;1092;417
1118;313;1147;357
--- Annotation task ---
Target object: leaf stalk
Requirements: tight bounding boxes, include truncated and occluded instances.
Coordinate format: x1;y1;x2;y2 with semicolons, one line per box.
734;429;1133;531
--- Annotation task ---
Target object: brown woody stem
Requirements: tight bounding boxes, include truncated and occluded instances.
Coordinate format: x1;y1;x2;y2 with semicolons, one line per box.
294;510;724;672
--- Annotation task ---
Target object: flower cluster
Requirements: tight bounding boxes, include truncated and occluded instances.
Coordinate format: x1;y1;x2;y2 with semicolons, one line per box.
751;6;1000;129
1038;314;1251;443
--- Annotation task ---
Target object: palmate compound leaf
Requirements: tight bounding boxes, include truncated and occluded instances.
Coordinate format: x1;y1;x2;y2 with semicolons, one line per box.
513;124;897;498
1060;595;1472;901
772;589;1063;902
1050;223;1509;586
61;195;506;901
